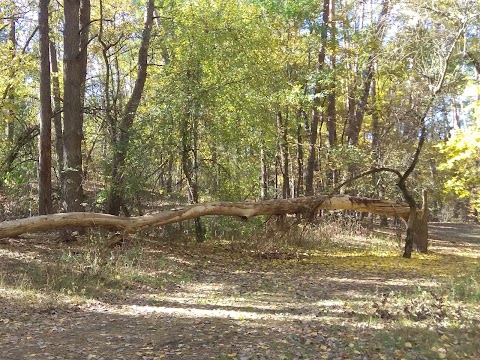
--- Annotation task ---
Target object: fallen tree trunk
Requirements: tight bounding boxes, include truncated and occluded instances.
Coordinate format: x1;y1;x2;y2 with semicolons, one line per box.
0;195;410;239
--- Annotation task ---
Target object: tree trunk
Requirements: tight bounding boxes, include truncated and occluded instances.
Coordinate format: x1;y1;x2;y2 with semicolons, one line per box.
346;0;389;147
326;0;337;186
260;148;268;200
413;190;429;252
305;0;330;196
62;0;90;212
370;69;388;226
38;0;53;215
7;18;16;142
296;115;304;197
0;195;412;239
305;107;320;196
276;110;290;199
50;41;64;186
181;114;205;242
326;0;337;151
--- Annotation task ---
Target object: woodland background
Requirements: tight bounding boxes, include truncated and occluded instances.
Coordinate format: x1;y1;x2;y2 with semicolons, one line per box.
1;0;479;236
2;2;480;359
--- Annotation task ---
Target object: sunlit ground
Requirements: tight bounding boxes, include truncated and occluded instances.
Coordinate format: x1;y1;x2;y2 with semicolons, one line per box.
0;225;479;359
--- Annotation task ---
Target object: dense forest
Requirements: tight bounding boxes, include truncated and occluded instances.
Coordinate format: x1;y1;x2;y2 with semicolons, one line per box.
1;0;479;231
2;1;480;358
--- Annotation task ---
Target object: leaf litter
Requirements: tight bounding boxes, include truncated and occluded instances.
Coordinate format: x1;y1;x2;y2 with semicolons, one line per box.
0;226;479;359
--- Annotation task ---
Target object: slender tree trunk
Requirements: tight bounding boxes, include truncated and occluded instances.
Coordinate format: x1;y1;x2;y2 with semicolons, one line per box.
347;0;389;146
7;19;16;142
166;155;173;193
276;110;290;199
261;148;268;200
306;0;329;196
370;74;387;226
50;41;63;187
181;115;205;242
326;0;337;150
296;111;304;197
108;0;155;215
306;107;320;196
38;0;53;215
62;0;90;212
326;0;337;187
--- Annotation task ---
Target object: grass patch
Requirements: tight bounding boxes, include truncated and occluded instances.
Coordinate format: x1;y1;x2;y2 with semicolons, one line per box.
442;264;480;302
0;242;193;304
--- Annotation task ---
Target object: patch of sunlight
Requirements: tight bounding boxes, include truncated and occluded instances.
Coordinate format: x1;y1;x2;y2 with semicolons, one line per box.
103;302;342;323
315;299;345;307
0;285;73;310
433;245;480;258
321;249;401;258
0;248;37;262
180;282;230;295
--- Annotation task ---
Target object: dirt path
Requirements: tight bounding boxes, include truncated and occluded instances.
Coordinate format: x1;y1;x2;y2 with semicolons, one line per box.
1;225;479;360
429;222;480;244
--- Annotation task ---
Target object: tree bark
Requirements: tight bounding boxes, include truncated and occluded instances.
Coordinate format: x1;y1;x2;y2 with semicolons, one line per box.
296;115;304;197
276;110;290;199
50;41;64;186
326;0;337;187
38;0;53;215
62;0;90;212
7;18;16;142
0;195;411;239
305;0;330;196
260;148;268;200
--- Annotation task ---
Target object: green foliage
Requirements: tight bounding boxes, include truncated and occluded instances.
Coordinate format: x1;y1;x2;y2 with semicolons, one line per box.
437;127;480;208
1;0;480;223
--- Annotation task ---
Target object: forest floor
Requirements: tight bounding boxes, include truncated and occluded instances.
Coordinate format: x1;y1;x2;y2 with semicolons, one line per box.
0;221;479;360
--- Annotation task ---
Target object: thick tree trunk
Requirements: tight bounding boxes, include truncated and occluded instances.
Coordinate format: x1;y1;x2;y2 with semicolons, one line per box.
62;0;90;212
38;0;53;215
414;190;429;252
0;195;411;239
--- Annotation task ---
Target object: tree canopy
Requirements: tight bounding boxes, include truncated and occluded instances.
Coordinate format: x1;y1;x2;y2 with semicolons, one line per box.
0;0;479;225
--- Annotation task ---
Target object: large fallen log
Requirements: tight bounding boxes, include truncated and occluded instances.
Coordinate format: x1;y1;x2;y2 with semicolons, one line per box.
0;195;410;239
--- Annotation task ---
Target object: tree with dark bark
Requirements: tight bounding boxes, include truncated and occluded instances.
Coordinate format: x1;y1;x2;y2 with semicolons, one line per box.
305;0;330;196
50;40;64;187
38;0;53;215
62;0;90;212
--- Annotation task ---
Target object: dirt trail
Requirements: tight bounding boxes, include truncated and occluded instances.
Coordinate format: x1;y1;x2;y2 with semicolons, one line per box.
1;224;480;360
429;222;480;244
